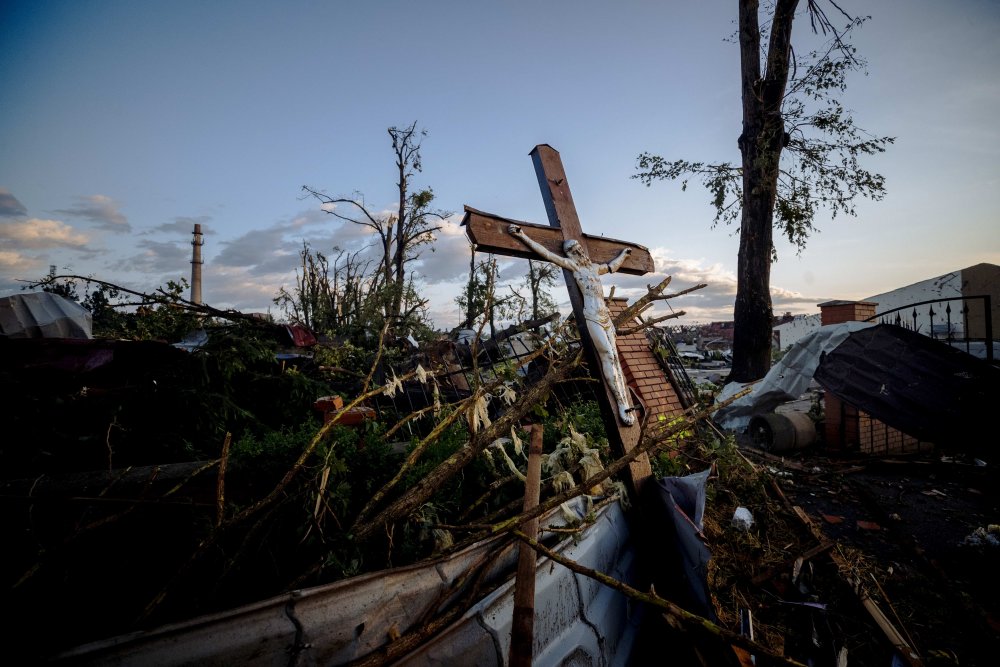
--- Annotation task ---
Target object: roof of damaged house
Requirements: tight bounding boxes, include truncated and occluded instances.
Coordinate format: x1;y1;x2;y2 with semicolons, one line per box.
814;323;998;447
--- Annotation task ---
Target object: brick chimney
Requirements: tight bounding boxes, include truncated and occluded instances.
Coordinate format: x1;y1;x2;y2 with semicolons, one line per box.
818;300;877;326
190;224;204;305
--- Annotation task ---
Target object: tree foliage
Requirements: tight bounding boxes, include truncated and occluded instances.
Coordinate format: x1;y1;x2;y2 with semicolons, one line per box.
455;252;522;336
635;0;893;381
517;259;560;323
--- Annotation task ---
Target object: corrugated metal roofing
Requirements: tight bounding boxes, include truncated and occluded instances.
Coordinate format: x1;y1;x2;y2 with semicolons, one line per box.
54;498;642;666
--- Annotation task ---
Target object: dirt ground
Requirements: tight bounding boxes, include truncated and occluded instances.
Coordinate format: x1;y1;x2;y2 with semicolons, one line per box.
731;442;1000;666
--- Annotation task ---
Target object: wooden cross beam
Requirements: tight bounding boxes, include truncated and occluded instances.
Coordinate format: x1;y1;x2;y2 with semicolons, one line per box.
462;207;654;276
461;144;654;495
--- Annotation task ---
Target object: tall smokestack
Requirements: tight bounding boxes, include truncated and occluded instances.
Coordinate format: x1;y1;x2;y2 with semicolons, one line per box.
190;224;204;304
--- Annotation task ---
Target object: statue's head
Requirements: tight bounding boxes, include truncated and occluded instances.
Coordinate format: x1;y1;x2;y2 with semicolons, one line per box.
563;240;585;258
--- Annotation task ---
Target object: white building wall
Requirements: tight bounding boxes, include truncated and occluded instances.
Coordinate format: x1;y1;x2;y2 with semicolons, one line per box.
865;270;964;329
773;313;821;350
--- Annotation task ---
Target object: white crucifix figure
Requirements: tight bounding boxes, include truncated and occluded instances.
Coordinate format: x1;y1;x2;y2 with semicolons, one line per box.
508;224;635;426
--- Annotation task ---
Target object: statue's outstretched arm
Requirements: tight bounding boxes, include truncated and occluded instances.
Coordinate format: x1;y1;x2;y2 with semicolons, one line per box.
508;225;573;271
600;247;632;275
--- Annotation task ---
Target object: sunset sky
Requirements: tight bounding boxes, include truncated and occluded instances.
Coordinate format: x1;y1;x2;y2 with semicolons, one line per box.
2;0;997;329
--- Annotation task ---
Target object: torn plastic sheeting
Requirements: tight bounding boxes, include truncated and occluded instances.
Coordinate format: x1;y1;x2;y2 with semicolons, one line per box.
0;291;93;339
713;321;873;431
647;468;717;621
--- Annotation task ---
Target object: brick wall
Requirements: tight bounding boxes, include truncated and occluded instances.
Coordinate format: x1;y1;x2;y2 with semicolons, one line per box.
609;298;686;427
858;412;933;455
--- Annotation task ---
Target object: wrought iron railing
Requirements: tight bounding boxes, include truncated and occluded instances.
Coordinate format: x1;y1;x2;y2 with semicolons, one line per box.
644;327;699;408
865;294;994;363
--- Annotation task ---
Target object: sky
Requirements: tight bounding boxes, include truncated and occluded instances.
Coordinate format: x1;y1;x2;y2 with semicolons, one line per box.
1;0;998;330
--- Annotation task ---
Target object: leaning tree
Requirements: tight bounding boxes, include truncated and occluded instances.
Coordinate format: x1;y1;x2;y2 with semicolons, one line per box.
636;0;894;382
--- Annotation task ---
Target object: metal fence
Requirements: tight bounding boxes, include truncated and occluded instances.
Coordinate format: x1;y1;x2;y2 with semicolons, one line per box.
866;294;995;363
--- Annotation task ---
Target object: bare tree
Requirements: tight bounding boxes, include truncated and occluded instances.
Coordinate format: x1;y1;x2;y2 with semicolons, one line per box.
455;253;521;337
636;1;893;382
303;122;449;332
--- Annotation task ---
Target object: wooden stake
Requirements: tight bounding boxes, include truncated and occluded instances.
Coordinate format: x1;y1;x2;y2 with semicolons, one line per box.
509;425;544;667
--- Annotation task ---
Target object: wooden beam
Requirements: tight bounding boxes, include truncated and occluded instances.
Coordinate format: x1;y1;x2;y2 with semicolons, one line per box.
462;206;654;276
509;425;544;667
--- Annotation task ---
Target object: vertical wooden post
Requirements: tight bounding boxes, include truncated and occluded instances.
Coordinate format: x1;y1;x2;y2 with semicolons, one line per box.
509;425;544;667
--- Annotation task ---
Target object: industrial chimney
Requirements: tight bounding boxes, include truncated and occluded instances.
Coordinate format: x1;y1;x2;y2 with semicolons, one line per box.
190;224;204;304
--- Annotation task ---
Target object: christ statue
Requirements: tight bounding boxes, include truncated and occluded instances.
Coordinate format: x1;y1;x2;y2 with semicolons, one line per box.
508;224;635;426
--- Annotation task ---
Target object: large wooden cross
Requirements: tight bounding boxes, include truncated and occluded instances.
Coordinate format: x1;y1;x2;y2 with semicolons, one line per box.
461;144;655;494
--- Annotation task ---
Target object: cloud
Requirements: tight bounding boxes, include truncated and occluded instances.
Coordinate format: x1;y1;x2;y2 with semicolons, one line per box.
111;239;189;274
0;249;43;274
214;210;384;278
0;218;90;249
144;215;214;235
200;264;291;313
55;194;131;232
215;227;300;271
288;208;331;230
770;284;829;313
411;218;474;284
0;188;28;217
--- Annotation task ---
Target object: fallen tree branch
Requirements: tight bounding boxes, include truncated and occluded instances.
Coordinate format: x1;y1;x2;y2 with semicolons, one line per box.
487;390;749;537
613;276;672;327
352;350;584;542
344;543;510;667
787;502;924;667
26;274;269;326
136;346;410;624
616;310;686;337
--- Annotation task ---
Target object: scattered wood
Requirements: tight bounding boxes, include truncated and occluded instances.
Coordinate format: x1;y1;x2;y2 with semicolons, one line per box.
751;541;835;586
741;446;816;473
789;505;923;667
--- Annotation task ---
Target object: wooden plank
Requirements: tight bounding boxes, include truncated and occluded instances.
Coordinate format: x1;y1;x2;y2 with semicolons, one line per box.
462;206;654;276
509;425;544;667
